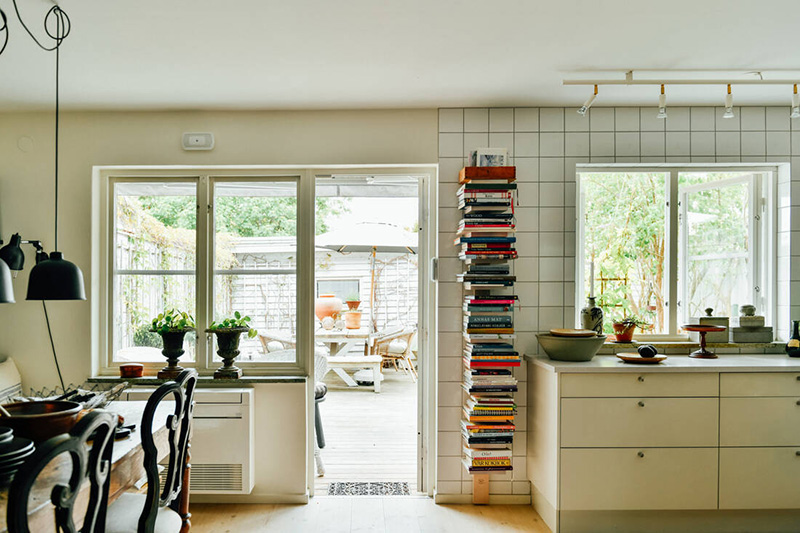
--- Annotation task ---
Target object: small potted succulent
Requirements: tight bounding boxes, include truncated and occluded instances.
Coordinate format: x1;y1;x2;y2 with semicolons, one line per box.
150;309;196;379
612;316;647;343
206;311;258;379
345;293;361;311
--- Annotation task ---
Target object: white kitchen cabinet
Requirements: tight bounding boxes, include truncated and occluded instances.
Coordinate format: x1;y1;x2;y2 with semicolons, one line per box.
528;357;800;533
561;397;718;448
561;448;718;511
719;447;800;509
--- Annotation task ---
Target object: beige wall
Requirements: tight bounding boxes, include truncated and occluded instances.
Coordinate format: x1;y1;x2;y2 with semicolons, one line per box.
0;108;437;391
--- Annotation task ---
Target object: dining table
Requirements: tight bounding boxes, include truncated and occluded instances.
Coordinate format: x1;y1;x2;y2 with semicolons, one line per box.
0;400;173;532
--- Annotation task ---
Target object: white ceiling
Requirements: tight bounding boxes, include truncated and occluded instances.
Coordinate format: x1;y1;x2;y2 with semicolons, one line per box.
0;0;798;111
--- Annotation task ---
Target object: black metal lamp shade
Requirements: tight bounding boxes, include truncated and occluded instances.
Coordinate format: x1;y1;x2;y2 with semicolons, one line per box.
0;259;15;303
0;233;24;271
26;251;86;301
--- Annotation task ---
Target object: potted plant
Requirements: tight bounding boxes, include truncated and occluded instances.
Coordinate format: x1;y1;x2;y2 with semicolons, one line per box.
206;311;258;379
612;316;647;343
344;309;362;330
345;293;361;311
150;309;196;379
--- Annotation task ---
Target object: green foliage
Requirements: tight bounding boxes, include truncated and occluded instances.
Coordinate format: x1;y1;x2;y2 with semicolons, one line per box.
138;196;349;237
209;311;258;338
614;315;649;327
345;293;361;302
133;324;162;348
150;309;196;334
584;172;666;333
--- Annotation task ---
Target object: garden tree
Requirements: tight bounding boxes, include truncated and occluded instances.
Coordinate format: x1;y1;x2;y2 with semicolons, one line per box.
138;196;349;236
584;172;752;334
584;173;666;332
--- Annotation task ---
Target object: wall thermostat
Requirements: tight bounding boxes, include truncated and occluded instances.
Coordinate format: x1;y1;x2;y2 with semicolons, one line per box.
182;132;215;151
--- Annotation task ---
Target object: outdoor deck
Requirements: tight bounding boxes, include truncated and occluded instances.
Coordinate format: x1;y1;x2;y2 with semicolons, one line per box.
316;363;418;494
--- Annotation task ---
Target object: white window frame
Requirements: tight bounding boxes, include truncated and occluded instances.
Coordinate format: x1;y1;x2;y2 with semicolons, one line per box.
576;164;777;341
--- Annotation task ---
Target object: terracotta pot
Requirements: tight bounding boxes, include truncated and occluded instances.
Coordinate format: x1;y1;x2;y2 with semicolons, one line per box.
613;322;636;343
315;294;343;321
345;311;362;330
346;300;361;311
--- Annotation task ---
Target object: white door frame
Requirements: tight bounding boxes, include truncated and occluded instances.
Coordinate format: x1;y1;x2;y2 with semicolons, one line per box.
307;165;438;497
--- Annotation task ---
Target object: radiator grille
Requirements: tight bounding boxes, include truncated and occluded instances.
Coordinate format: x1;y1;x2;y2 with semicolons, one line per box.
159;463;243;492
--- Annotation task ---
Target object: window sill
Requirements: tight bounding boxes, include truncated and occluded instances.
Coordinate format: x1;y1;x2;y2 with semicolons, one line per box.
598;341;785;355
87;375;307;385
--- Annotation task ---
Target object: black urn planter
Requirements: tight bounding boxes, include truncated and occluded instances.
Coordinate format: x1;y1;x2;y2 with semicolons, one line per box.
207;327;248;379
153;329;193;379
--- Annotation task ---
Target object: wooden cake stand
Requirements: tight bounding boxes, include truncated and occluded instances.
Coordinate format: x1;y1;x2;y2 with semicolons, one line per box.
682;324;727;359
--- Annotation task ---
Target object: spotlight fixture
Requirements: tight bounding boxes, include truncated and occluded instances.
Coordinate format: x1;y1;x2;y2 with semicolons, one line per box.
656;84;667;119
577;85;598;116
791;84;800;119
723;84;735;119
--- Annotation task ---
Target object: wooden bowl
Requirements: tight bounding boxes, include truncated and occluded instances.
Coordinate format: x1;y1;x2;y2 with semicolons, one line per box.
0;401;82;442
120;363;144;378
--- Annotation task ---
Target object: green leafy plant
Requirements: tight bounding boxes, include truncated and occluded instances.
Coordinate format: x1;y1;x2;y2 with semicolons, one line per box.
133;324;162;348
345;293;361;302
209;311;258;338
150;309;196;334
614;315;649;328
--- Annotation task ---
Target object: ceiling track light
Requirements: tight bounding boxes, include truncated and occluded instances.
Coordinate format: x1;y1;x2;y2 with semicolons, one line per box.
791;84;800;119
577;85;598;116
723;84;735;119
656;84;667;119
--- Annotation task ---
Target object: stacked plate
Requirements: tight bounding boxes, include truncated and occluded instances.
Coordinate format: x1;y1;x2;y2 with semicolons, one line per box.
0;426;34;486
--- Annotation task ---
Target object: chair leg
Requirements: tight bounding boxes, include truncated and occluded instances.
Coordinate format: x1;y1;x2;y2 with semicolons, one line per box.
314;441;326;477
315;399;326;449
406;355;418;381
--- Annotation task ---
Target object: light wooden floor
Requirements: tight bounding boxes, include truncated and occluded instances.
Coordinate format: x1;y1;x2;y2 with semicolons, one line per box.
315;366;417;493
190;499;550;533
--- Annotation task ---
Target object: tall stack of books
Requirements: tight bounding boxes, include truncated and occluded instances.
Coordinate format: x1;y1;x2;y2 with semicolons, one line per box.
455;164;518;478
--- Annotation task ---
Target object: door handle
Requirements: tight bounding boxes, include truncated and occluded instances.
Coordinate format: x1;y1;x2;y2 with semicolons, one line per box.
430;257;439;282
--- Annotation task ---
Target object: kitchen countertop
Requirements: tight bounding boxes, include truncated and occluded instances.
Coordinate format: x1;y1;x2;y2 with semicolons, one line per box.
527;353;800;373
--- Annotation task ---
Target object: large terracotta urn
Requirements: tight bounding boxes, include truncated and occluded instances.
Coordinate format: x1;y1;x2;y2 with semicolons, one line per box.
315;294;343;321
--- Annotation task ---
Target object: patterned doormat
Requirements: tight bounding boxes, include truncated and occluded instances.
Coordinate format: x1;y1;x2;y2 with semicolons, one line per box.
327;482;410;496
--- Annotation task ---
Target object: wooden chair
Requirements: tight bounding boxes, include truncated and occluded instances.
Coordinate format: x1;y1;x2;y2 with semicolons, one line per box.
106;369;197;533
370;327;418;382
7;410;117;533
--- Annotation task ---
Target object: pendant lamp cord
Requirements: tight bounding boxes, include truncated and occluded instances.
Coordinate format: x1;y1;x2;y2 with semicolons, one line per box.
42;302;66;392
54;13;59;250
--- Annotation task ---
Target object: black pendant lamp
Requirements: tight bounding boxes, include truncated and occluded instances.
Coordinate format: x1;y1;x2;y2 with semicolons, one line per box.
26;8;85;301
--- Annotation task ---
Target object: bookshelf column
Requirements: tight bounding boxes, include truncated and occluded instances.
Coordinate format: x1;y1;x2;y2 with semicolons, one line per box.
455;165;519;505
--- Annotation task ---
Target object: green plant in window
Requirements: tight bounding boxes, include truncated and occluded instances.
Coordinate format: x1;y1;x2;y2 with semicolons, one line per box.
208;311;258;338
150;309;196;333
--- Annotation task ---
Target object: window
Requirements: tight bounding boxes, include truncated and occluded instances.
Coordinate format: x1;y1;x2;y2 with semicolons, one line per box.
577;166;776;339
100;171;312;374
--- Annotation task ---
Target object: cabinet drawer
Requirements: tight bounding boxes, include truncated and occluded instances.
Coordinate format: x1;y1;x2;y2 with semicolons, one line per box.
720;397;800;446
721;372;800;397
560;448;718;511
560;372;718;398
720;447;800;509
561;398;719;447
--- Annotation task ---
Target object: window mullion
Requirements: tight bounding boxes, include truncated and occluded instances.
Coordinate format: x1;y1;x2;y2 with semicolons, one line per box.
196;175;211;373
666;170;680;336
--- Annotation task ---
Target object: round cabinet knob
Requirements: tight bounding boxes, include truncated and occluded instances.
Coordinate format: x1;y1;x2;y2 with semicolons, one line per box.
638;401;645;407
796;400;800;406
638;451;645;458
796;451;800;456
638;376;645;382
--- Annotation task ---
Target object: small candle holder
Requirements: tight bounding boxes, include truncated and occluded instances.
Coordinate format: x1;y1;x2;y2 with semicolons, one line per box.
682;324;727;359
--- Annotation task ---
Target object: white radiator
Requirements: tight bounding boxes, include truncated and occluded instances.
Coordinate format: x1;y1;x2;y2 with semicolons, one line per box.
124;387;255;495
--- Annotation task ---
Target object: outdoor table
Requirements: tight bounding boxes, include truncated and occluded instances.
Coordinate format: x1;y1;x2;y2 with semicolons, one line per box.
316;327;382;391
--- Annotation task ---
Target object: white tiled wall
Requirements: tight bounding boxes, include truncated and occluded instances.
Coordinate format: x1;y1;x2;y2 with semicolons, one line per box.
436;106;799;497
